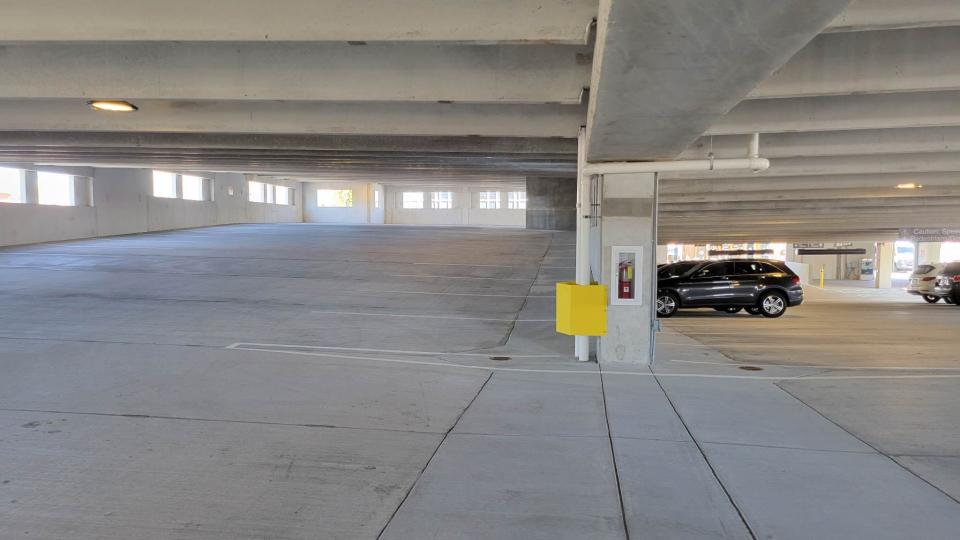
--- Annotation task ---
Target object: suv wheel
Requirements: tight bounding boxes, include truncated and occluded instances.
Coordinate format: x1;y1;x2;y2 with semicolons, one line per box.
759;291;787;318
657;292;679;318
723;307;743;314
746;306;762;315
922;295;941;303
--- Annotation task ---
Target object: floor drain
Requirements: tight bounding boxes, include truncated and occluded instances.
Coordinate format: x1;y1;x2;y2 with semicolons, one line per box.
738;366;763;371
489;356;512;361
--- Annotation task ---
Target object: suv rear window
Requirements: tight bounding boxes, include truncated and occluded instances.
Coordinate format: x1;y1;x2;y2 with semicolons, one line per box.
945;262;960;274
734;261;786;275
915;265;936;275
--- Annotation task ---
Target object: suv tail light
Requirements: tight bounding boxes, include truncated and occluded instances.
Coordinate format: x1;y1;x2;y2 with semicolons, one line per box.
953;275;960;283
790;275;800;286
922;277;936;282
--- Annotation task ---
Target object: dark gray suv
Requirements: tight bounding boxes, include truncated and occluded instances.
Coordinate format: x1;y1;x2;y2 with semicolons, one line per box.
657;260;803;318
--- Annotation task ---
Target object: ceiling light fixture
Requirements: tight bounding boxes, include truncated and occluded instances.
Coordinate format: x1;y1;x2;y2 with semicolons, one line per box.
88;100;138;112
895;183;923;189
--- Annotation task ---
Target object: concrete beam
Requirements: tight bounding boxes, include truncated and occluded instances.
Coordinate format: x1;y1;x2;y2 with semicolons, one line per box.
681;127;960;159
749;27;960;99
661;152;960;179
825;0;960;32
661;211;960;224
662;196;960;212
660;172;960;194
661;186;960;203
660;228;900;243
0;152;573;177
0;42;591;104
0;131;578;155
708;91;960;135
0;0;597;44
0;99;585;138
585;0;850;160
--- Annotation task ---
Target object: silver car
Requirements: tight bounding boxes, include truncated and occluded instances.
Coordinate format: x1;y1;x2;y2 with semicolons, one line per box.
907;263;947;303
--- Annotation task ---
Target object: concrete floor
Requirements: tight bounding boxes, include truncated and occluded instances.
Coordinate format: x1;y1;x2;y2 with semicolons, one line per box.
1;224;959;539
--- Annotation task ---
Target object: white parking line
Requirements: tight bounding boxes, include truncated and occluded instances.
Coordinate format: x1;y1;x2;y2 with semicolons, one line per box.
225;343;960;380
310;310;555;323
381;290;555;298
388;274;532;282
226;343;566;358
669;359;960;371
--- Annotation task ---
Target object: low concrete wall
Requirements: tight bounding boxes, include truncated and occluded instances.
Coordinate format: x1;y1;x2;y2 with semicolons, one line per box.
0;167;300;247
526;177;575;231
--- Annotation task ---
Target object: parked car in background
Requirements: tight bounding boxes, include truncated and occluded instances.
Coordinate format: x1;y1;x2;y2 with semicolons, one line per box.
907;263;947;303
933;262;960;306
656;259;803;318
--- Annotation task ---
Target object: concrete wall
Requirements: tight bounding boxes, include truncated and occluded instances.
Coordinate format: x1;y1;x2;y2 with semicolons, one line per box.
369;183;385;224
0;166;300;247
792;241;877;281
526;177;575;231
384;185;525;227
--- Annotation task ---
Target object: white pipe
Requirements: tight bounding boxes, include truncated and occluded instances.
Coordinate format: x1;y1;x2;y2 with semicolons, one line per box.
582;157;769;176
584;132;768;176
749;133;760;159
575;127;590;362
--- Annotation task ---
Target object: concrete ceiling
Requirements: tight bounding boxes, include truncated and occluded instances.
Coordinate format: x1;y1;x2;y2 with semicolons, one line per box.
0;0;958;242
661;0;960;243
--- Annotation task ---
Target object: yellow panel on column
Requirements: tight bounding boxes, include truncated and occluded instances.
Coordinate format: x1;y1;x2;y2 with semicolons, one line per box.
556;282;607;336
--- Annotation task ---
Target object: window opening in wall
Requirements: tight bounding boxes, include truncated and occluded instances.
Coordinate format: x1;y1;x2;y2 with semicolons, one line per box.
265;184;275;204
317;189;354;207
431;191;453;209
182;175;205;201
479;191;501;209
374;189;381;209
37;172;75;206
152;170;177;199
0;167;24;203
275;185;290;205
402;192;424;209
249;181;265;203
508;191;527;209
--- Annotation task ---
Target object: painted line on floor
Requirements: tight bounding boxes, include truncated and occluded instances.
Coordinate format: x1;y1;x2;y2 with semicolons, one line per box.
410;261;521;269
388;274;533;282
0;251;544;270
310;310;555;323
226;343;566;358
669;359;960;372
225;344;960;381
382;290;555;298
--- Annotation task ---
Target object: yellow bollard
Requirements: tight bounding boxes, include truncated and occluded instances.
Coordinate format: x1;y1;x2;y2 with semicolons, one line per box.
819;266;825;288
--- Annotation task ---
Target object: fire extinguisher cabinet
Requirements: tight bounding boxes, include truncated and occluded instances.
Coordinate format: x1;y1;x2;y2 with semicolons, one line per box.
555;282;607;336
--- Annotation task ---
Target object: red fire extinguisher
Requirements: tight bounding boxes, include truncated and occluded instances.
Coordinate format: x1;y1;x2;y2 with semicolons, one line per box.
618;260;634;299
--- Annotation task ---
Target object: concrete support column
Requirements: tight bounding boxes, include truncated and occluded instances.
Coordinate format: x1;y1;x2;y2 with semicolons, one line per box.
525;177;576;231
73;176;93;207
23;170;38;204
656;245;668;265
784;244;797;262
875;242;894;289
598;172;657;366
919;242;943;264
